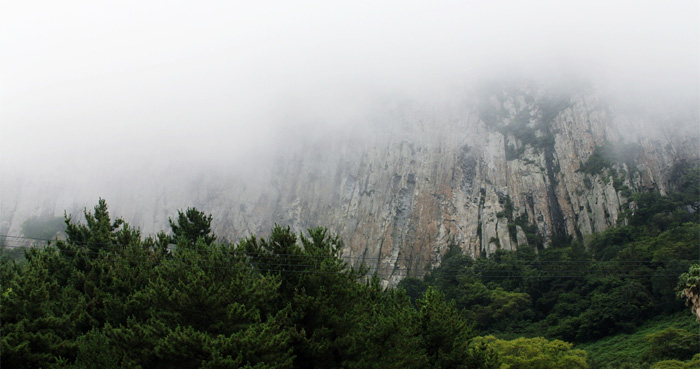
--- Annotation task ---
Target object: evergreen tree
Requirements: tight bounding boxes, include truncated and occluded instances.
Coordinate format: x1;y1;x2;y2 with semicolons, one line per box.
168;208;216;248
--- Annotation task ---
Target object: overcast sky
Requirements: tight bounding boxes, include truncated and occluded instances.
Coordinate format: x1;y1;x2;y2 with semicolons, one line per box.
1;0;698;181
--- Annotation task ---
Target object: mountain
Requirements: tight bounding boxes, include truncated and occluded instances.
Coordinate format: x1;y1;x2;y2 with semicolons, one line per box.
2;81;698;284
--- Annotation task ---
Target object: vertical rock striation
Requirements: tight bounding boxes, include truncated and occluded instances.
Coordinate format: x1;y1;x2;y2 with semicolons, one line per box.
2;82;698;285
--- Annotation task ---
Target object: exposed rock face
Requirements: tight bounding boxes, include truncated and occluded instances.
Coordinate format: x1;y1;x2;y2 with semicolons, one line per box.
2;83;698;285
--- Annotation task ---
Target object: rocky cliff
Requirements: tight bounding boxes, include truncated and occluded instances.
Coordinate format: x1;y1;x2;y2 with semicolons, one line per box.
2;82;698;284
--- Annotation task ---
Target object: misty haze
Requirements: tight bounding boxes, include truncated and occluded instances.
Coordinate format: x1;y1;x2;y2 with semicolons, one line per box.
1;1;699;368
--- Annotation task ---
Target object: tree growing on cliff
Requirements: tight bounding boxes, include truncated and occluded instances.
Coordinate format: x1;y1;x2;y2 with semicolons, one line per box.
21;215;66;241
677;264;700;322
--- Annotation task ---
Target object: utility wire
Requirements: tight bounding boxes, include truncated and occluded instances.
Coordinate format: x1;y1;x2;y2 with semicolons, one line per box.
3;234;697;265
2;248;692;280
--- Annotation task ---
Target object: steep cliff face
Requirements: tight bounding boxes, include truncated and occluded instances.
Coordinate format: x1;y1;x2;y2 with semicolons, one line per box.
218;84;697;284
2;83;698;284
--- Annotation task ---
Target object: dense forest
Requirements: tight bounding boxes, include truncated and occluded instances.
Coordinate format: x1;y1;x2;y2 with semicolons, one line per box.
1;168;698;368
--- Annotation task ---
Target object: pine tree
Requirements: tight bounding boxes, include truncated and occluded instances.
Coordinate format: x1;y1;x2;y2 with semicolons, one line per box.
168;208;216;248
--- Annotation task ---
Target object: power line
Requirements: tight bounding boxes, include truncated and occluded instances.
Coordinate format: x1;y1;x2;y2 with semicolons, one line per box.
2;234;697;265
3;250;690;278
2;247;693;281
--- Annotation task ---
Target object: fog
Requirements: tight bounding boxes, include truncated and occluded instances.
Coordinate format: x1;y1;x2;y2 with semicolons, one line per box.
1;1;698;196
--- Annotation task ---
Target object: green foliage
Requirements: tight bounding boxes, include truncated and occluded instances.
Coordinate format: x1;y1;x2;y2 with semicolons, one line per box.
474;335;588;369
3;170;698;368
70;328;122;369
577;312;697;369
587;226;635;261
398;276;428;303
578;144;615;175
62;198;142;258
169;207;217;248
416;170;698;353
339;166;699;367
477;87;567;161
578;142;639;176
643;327;699;362
577;142;641;200
649;354;700;369
417;287;489;369
676;264;700;322
472;288;534;331
507;223;517;242
2;199;499;369
572;279;655;340
0;246;28;263
21;215;66;241
514;213;543;249
629;192;687;229
668;162;700;213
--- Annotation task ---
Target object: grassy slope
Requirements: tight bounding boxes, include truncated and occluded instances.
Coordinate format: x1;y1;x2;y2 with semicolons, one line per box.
576;312;698;369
